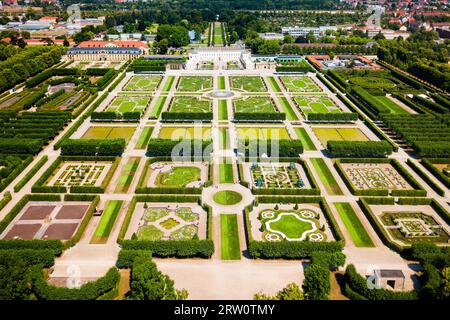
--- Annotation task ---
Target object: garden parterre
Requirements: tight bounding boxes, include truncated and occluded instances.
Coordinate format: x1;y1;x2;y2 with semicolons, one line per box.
123;75;162;91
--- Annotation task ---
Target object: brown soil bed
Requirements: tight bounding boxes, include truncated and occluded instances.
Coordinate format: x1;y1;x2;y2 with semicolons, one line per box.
20;205;56;220
4;223;42;239
56;204;90;220
41;223;79;240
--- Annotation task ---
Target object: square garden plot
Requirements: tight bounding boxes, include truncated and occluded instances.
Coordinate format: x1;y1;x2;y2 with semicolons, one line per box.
360;199;450;248
236;127;291;140
177;76;213;92
233;96;277;113
105;96;150;114
230;76;267;92
124;202;208;241
240;161;316;191
81;126;136;143
1;199;93;241
280;76;321;92
168;96;212;113
335;159;426;196
293;96;341;115
158;126;212;140
312;127;370;146
248;203;334;242
139;161;210;189
123;75;162;91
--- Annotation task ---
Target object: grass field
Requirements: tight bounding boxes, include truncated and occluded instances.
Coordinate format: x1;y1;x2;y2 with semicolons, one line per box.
279;97;298;120
169;96;211;113
310;158;343;195
295;127;316;151
267;76;282;92
162;76;175;91
106;96;149;114
220;214;241;260
373;95;409;114
123;75;161;91
82;126;136;143
219;162;234;183
156;166;201;187
90;200;123;244
115;157;140;193
219;127;229;150
236;127;291;140
313;127;369;146
158;126;211;140
234;97;277;113
213;22;224;45
230;76;266;92
150;96;167;118
214;191;242;205
218;100;228;120
294;96;340;114
334;202;374;247
280;76;321;92
218;76;226;90
178;76;213;91
135;127;153;149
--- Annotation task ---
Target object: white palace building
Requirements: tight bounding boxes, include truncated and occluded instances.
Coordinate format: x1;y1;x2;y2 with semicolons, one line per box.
186;46;254;70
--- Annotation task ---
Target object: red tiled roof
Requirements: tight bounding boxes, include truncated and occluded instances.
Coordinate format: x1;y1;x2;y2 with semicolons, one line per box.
78;40;148;49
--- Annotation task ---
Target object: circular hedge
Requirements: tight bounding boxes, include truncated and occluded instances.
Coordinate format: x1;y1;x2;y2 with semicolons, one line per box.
213;190;243;205
349;77;396;89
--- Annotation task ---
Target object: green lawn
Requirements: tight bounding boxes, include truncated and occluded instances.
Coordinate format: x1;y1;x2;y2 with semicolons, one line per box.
218;76;226;90
178;76;212;91
310;158;343;195
82;126;136;143
218;100;228;120
281;76;320;92
230;76;266;92
267;76;282;92
214;190;242;205
373;95;409;114
106;96;149;114
158;126;211;140
156;166;201;187
150;96;167;118
169;96;211;113
312;127;369;147
294;96;340;114
234;97;277;113
236;127;291;140
269;214;313;239
123;75;161;91
295;127;316;151
162;76;175;92
137;225;163;240
220;214;241;260
219;127;229;150
114;157;140;193
219;162;234;183
213;22;224;45
90;200;123;244
334;202;374;247
135;127;153;149
279;96;298;120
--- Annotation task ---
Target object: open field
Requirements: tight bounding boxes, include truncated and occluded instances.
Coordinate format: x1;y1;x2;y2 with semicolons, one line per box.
310;158;343;195
90;200;123;244
312;127;369;146
220;214;241;260
158;126;211;140
81;126;136;143
178;76;212;92
123;75;162;91
334;202;374;247
236;127;291;140
230;76;266;92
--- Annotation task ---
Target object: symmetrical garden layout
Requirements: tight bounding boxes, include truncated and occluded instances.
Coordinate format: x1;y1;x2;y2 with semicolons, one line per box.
0;54;449;301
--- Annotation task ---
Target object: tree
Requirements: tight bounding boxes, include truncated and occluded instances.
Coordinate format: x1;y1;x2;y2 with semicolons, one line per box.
156;24;190;48
0;253;34;300
302;264;330;300
153;39;169;54
254;283;304;300
17;38;27;49
373;32;385;41
283;34;294;44
442;267;450;299
128;257;188;300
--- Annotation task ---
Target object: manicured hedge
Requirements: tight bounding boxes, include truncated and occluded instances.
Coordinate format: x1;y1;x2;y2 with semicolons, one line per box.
120;240;214;258
135;187;202;195
406;159;444;196
0;191;11;211
14;156;48;192
0;239;62;255
327;141;393;158
239;139;303;158
161;112;213;121
350;86;390;115
248;241;344;259
0;154;34;192
116;249;152;269
234;113;286;121
147;139;212;157
307;113;358;123
0;139;42;154
31;266;120;300
421;158;450;189
344;264;417;300
61;139;125;156
0;249;56;267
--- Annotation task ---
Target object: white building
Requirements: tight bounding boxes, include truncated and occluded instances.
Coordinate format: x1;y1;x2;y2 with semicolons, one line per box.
187;47;254;70
281;26;338;38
